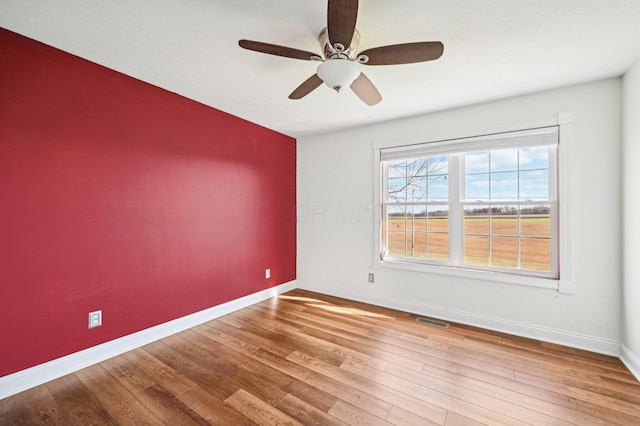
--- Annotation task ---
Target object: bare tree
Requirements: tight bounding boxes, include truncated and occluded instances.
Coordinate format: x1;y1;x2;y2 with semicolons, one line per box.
387;157;447;203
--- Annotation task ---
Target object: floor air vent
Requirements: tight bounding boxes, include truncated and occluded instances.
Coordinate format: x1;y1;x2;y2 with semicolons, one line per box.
416;317;449;328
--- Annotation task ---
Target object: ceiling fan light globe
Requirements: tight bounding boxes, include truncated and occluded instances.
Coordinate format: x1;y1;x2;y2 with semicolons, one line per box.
317;59;360;92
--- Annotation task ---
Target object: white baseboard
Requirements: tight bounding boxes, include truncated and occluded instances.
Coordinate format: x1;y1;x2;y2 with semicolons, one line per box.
0;281;297;400
296;280;621;357
620;344;640;382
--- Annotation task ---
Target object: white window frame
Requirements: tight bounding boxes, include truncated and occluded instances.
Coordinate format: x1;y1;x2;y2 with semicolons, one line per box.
371;114;574;293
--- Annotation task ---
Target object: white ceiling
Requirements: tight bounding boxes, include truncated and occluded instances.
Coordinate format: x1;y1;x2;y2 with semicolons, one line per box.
2;0;640;138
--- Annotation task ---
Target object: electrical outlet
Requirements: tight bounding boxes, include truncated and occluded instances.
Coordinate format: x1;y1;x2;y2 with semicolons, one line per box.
368;273;375;283
88;310;102;329
265;268;271;279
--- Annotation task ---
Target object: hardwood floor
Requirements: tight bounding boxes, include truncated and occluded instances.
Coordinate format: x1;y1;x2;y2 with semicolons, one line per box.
1;289;639;425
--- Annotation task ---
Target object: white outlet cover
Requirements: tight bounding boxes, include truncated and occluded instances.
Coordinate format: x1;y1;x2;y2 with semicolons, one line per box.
265;269;270;279
88;310;102;328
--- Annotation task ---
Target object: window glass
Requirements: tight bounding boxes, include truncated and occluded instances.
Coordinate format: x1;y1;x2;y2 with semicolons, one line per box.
381;127;559;278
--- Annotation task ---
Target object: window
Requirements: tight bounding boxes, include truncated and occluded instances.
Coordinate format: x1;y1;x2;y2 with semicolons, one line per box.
380;126;560;280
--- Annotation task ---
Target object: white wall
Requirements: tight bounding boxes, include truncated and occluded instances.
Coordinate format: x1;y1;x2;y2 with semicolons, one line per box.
622;60;640;371
297;79;622;353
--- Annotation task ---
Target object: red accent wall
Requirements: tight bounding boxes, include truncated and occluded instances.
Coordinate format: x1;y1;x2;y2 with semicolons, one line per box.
0;28;296;377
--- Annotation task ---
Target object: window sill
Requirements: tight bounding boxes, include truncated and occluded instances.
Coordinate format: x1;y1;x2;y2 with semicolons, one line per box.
376;259;567;291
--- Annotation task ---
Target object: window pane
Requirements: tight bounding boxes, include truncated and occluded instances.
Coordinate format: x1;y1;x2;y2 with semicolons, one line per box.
428;176;448;201
491;171;518;200
521;238;551;272
464;207;489;234
491;148;518;172
465;173;490;201
428;155;449;176
388;231;406;257
407;158;427;177
427;207;448;232
387;160;407;177
465;151;489;173
388;177;407;202
491;208;518;236
387;206;407;230
491;237;518;268
427;206;448;261
387;205;407;257
427;233;449;261
519;146;548;171
464;235;489;265
520;170;549;200
521;206;550;237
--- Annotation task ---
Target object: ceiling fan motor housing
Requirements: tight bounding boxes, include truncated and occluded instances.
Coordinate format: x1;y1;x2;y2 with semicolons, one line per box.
319;27;360;60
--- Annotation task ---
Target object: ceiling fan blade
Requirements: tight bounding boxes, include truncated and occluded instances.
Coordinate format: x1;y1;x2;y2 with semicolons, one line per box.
350;72;382;106
239;39;320;61
289;74;324;99
327;0;358;49
358;41;444;65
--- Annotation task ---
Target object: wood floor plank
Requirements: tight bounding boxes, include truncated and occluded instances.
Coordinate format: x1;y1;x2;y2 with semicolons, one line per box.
142;340;239;401
455;334;630;385
224;389;302;425
176;385;256;425
276;393;348;426
75;363;162;425
283;380;338;413
189;328;295;390
299;326;427;372
515;370;640;419
45;373;119;425
2;289;639;425
249;305;397;371
369;312;633;396
406;320;633;386
385;406;441;426
509;335;631;373
216;314;247;329
287;350;448;425
328;400;393;426
9;385;69;425
384;362;574;425
444;411;487;426
243;304;391;371
414;360;613;425
206;318;296;358
593;375;640;404
224;311;348;367
194;322;260;356
300;295;631;391
0;396;28;426
285;307;479;374
100;355;155;398
251;348;393;419
122;347;196;396
335;354;530;425
280;303;381;337
163;331;288;406
235;309;358;365
457;365;638;425
364;328;517;379
137;383;210;426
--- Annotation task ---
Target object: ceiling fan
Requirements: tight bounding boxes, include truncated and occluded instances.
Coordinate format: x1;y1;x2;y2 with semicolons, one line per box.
238;0;444;106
